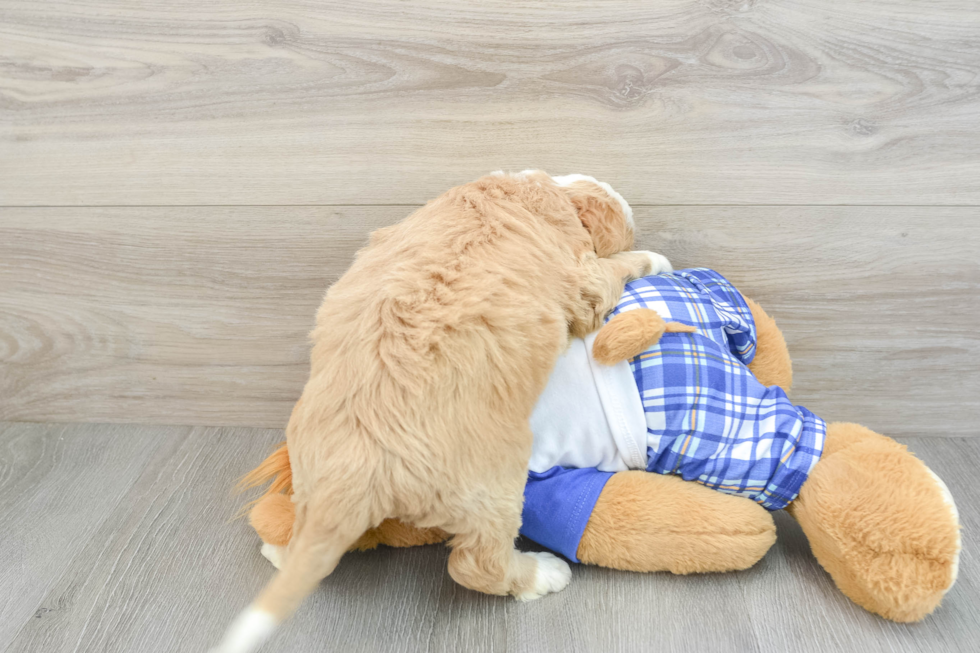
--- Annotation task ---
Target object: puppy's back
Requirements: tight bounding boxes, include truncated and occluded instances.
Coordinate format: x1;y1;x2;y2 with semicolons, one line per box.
309;178;588;419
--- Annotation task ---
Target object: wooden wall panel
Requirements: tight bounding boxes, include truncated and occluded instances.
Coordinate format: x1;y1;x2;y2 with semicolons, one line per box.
1;1;979;205
1;206;977;435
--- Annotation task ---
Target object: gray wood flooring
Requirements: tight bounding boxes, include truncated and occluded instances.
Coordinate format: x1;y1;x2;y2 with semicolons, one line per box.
1;421;977;653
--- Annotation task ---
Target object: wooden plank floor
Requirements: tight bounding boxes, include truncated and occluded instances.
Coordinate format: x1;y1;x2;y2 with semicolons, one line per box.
1;421;977;653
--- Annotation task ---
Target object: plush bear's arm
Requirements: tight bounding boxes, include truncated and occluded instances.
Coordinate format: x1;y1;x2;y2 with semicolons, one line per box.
577;471;776;574
743;296;793;391
592;297;793;389
592;309;695;365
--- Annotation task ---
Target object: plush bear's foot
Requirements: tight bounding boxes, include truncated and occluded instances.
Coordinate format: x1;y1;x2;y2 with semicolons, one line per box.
789;423;961;622
577;471;776;574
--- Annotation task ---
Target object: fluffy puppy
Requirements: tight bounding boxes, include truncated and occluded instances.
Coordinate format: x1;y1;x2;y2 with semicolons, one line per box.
212;171;669;653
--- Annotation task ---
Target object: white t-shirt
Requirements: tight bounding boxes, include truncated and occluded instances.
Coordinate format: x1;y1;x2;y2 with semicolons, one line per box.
528;332;648;473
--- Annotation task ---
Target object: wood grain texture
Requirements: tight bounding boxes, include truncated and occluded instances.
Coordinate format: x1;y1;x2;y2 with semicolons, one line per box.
643;206;980;437
2;422;978;652
2;205;977;435
0;422;172;644
2;1;979;205
0;206;389;427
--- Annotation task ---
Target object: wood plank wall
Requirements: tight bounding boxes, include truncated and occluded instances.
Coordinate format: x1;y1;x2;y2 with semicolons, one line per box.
1;1;978;435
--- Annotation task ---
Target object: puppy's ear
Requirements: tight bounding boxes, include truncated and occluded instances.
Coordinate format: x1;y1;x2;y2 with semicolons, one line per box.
561;180;634;257
593;309;695;365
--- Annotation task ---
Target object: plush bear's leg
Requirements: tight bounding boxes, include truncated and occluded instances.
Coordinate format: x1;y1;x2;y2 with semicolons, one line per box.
787;422;961;622
742;296;793;391
576;471;776;573
250;493;294;546
354;518;449;551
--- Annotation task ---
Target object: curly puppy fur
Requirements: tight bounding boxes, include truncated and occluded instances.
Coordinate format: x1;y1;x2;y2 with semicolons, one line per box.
215;171;659;652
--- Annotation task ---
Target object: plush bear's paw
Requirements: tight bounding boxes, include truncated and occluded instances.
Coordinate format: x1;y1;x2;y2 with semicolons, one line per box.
631;251;673;276
260;542;286;570
791;426;962;622
515;552;572;601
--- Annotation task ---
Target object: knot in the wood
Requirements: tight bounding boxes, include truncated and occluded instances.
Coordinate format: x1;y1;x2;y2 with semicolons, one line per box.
701;0;756;14
264;26;288;47
850;119;878;136
615;64;651;101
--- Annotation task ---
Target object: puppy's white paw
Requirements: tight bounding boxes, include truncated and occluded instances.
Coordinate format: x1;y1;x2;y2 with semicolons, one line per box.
632;250;673;275
260;542;286;570
515;551;572;601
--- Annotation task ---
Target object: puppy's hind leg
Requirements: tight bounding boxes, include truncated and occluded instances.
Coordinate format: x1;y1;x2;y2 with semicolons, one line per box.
450;531;572;601
446;447;571;601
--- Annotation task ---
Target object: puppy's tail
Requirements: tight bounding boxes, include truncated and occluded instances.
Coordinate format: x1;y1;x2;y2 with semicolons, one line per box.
235;442;297;547
235;442;292;513
211;483;373;653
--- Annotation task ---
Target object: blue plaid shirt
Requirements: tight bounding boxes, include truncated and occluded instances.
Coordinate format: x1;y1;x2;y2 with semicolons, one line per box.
520;269;826;561
611;269;825;511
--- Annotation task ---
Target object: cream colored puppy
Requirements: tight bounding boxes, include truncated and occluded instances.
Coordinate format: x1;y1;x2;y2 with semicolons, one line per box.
212;171;670;653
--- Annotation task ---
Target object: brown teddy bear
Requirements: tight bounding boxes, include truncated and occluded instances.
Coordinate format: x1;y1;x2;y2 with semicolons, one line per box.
243;269;960;623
